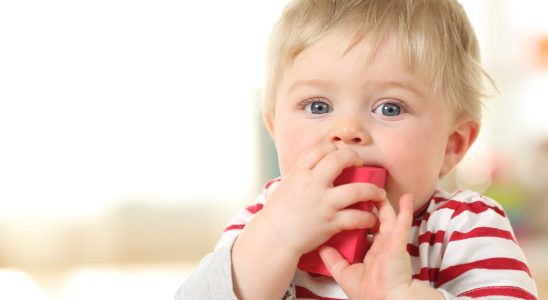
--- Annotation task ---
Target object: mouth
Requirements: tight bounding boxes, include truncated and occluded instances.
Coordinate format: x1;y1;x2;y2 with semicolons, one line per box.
336;165;387;188
360;163;385;171
361;164;389;189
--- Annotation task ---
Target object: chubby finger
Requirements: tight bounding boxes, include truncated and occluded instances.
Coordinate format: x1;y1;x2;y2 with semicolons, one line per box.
296;143;338;170
393;193;414;246
328;183;386;210
333;209;378;232
319;246;349;279
312;149;364;184
375;193;398;233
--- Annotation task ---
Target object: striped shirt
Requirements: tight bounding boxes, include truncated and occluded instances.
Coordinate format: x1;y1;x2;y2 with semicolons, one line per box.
218;179;538;300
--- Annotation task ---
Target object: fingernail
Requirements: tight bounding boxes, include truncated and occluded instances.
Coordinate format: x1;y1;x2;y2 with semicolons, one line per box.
379;188;386;198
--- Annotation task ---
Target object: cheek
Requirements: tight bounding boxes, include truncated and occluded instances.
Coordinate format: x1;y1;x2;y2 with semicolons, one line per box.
380;129;447;187
274;125;316;176
391;133;446;172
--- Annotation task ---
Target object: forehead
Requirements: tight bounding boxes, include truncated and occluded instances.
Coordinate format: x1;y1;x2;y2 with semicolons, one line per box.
281;33;434;98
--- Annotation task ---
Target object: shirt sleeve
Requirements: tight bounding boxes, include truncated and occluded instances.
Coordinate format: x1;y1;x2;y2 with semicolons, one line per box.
435;196;538;299
175;179;297;300
438;288;472;299
174;235;239;300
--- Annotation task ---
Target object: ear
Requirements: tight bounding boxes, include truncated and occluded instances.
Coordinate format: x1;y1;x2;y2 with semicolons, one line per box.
263;112;276;142
440;118;480;176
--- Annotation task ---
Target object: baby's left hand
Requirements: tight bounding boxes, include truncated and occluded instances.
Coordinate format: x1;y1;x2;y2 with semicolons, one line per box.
320;193;440;300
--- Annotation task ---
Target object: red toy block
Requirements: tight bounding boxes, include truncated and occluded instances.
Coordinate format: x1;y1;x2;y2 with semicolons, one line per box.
297;166;386;276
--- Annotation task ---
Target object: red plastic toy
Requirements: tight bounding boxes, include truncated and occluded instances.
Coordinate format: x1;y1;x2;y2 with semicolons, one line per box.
297;166;387;276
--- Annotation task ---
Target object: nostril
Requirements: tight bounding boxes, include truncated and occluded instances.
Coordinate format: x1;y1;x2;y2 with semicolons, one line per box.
352;138;362;143
333;137;342;142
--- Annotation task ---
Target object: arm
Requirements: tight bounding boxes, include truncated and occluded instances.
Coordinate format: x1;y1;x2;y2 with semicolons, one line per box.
175;237;239;300
231;212;300;299
174;180;282;300
231;143;387;300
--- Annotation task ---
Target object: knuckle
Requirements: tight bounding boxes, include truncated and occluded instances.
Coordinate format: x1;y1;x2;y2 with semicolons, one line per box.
335;219;351;232
335;214;358;231
351;214;366;228
343;187;360;201
351;216;363;228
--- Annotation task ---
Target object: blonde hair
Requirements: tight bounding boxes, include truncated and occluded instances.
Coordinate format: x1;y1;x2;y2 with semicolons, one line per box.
263;0;494;121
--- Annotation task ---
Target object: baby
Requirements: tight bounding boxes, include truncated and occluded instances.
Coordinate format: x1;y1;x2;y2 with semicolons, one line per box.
177;0;538;299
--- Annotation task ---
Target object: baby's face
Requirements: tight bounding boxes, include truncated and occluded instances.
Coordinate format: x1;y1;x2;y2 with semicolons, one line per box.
267;32;459;210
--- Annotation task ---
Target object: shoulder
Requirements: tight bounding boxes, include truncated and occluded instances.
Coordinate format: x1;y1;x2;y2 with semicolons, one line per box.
262;177;281;195
263;177;281;190
432;189;506;219
425;191;537;298
216;178;282;248
243;177;281;212
419;189;513;235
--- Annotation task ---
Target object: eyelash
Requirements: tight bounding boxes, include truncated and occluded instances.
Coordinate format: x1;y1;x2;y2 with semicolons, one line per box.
299;98;409;112
299;97;330;110
373;99;410;114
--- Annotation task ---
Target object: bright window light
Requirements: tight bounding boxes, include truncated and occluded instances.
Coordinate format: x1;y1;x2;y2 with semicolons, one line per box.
0;1;290;218
0;269;47;300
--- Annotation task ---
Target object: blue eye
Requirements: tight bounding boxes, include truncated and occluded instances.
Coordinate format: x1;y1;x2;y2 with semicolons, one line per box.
305;101;331;114
373;102;401;116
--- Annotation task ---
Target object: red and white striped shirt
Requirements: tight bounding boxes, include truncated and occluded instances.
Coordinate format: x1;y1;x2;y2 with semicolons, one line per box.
218;179;538;299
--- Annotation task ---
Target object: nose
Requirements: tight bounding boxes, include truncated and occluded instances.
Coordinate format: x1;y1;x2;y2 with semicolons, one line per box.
329;118;371;146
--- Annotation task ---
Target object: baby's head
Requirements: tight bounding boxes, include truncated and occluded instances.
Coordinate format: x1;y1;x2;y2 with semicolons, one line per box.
263;0;491;122
262;0;493;209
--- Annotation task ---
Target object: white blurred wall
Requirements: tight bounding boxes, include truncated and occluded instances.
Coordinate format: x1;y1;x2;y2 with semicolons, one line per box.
1;1;548;299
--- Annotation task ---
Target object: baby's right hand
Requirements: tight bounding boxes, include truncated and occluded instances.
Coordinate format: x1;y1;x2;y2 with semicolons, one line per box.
259;143;387;258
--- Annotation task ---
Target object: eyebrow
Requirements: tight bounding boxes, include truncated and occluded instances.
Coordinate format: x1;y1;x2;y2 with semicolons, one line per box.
372;80;428;98
284;78;429;98
285;79;334;95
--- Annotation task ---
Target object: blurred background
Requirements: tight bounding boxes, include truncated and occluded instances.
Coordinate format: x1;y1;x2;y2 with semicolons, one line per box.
0;0;547;299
